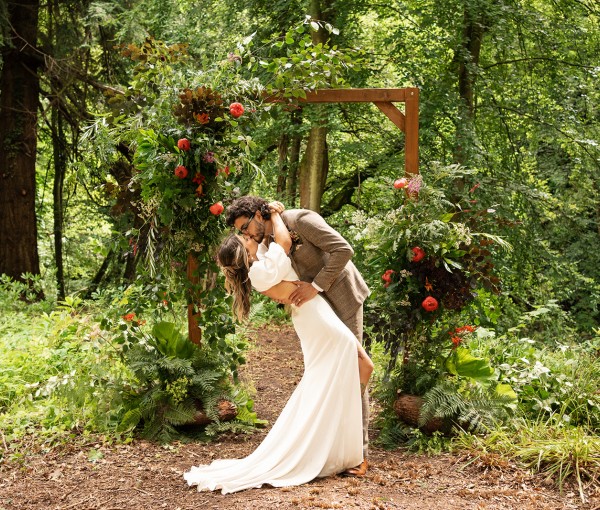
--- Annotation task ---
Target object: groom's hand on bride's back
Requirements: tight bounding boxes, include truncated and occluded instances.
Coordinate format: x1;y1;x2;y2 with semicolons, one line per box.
289;281;319;307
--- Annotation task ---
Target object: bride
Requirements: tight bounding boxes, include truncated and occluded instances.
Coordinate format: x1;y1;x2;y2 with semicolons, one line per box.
183;205;373;494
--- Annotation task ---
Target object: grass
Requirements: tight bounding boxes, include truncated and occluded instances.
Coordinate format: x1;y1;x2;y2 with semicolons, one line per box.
455;418;600;503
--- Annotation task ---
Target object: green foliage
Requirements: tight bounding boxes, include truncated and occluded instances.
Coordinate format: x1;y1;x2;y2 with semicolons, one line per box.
476;305;600;431
456;420;600;502
116;320;259;442
419;380;516;435
0;296;134;448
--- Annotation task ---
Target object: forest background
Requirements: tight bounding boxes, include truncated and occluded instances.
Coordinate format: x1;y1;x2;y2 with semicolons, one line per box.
1;0;599;504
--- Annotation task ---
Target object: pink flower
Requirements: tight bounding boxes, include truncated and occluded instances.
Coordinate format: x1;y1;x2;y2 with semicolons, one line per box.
393;178;408;189
229;102;244;118
174;165;188;179
421;296;438;312
203;151;215;163
177;138;190;151
407;174;423;195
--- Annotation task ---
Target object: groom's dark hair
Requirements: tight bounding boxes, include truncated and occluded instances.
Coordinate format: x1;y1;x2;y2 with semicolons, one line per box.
225;196;271;226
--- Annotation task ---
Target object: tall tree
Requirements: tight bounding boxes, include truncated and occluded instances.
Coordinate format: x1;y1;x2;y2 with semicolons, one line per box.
0;0;43;287
298;0;331;212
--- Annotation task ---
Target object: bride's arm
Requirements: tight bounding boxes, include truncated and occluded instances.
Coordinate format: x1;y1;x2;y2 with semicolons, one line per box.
252;203;294;303
269;204;292;254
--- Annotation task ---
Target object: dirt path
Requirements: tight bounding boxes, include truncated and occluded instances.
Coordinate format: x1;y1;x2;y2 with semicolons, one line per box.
1;324;596;510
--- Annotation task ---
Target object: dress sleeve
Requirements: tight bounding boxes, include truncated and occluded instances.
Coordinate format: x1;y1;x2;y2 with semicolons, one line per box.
248;242;293;292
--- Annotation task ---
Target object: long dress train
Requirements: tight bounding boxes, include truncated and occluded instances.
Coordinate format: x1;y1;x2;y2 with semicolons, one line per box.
183;242;363;494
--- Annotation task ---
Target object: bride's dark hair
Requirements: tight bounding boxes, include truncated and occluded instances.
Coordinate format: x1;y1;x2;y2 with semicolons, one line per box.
216;234;252;321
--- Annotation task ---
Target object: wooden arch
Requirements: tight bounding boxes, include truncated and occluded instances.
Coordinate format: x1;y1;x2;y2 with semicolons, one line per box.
188;87;420;343
288;87;420;175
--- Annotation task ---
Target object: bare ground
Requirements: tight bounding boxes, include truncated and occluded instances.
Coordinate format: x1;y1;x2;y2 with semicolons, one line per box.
1;324;598;510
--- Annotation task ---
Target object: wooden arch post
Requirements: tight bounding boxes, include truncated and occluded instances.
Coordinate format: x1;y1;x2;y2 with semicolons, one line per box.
186;87;419;343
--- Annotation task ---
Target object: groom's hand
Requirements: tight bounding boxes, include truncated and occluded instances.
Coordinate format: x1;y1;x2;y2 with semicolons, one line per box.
289;281;318;307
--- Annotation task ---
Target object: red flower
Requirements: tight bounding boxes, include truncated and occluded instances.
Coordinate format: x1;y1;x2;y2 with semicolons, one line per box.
451;336;462;347
177;138;190;151
192;172;206;184
122;313;136;321
381;269;395;288
209;201;224;215
381;269;395;283
393;178;408;189
174;165;188;179
411;246;425;262
229;102;244;118
421;296;438;312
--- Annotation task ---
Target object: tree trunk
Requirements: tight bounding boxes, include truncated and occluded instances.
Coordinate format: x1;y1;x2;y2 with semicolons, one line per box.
299;126;328;212
0;0;43;290
298;0;331;213
276;133;289;195
453;6;487;166
52;108;67;300
286;110;302;207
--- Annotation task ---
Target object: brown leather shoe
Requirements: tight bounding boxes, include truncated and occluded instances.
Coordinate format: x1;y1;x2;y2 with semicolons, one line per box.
343;459;368;477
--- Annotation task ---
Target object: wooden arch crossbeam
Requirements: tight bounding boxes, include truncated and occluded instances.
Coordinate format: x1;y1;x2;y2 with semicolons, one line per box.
268;87;420;175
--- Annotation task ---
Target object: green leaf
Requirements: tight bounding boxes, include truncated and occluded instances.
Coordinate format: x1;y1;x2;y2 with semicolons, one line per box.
446;347;494;382
494;383;517;401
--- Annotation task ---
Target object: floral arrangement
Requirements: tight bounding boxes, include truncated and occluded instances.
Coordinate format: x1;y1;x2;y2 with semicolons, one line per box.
355;165;515;429
131;83;259;266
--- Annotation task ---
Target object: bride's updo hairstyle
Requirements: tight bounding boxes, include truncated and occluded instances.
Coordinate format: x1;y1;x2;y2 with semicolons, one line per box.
216;234;252;321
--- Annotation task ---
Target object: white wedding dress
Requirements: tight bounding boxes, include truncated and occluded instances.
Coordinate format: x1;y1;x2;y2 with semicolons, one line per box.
184;242;363;494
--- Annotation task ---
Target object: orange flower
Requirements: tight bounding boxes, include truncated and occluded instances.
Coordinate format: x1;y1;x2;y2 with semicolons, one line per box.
425;277;433;291
451;336;462;347
122;313;136;321
455;325;476;334
195;112;210;124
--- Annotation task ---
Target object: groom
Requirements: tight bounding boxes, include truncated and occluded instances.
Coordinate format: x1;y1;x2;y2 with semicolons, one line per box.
225;196;371;476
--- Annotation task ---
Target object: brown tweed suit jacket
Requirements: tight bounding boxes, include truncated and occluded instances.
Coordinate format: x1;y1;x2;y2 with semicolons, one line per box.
279;209;370;322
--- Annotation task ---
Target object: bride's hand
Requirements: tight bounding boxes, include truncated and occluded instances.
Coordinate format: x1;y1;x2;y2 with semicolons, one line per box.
268;201;285;214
